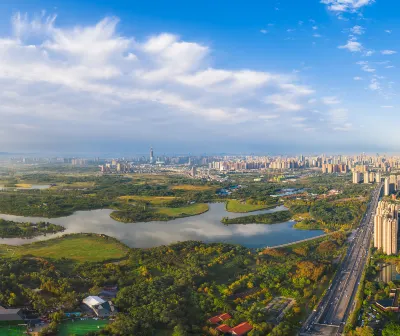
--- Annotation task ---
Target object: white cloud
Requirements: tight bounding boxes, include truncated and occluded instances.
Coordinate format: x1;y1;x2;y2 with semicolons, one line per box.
0;12;348;150
357;61;375;73
321;0;375;13
313;34;322;38
369;78;380;91
381;50;397;55
322;96;341;105
125;53;137;61
353;76;363;80
381;105;393;108
386;65;395;69
260;29;268;34
333;123;352;131
312;26;318;30
364;50;374;57
259;114;279;120
385;30;392;34
351;25;365;35
287;29;296;33
263;94;303;111
338;40;363;52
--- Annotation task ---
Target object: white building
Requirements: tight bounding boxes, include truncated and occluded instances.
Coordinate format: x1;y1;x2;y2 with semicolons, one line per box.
83;296;116;317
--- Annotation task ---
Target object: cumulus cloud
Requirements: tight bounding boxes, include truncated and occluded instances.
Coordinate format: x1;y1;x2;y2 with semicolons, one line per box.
339;39;363;52
0;12;350;150
321;0;375;13
353;76;363;80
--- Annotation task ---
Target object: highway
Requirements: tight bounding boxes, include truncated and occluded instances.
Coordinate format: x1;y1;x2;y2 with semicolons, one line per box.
300;184;382;336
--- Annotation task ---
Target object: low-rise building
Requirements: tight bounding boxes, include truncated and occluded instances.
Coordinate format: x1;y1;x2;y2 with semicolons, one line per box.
83;296;116;317
376;288;400;312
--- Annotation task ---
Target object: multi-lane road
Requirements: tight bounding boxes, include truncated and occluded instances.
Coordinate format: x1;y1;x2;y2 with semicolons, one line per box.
300;184;382;336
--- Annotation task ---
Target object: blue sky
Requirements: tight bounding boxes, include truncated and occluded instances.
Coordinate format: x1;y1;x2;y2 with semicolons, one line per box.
0;0;398;155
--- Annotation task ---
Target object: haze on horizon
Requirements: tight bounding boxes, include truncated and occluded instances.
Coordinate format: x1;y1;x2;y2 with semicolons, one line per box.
0;0;398;154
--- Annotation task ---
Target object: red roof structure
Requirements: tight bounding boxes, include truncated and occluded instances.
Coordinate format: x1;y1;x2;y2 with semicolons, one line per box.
216;324;232;333
208;313;232;324
230;322;253;336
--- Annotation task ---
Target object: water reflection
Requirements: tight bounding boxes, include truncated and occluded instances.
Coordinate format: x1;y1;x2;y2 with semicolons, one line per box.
379;264;400;283
0;203;323;248
0;184;51;190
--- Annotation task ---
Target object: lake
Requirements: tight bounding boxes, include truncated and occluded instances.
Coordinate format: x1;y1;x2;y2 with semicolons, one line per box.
0;203;324;249
0;184;51;190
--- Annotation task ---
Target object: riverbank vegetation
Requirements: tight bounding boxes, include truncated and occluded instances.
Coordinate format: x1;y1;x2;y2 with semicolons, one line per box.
0;219;64;238
221;210;292;225
226;199;278;213
0;232;346;335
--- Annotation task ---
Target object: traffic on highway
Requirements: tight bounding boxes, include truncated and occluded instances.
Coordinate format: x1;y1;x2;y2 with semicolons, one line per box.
300;184;382;336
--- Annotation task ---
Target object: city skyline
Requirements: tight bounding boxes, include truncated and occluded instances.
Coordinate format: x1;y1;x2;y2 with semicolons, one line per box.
0;0;400;153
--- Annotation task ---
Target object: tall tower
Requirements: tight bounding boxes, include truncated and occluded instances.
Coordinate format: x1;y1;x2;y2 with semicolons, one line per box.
150;147;154;164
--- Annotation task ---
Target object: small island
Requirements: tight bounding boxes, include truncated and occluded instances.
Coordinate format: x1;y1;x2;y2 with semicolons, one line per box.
221;210;292;225
110;203;209;223
0;219;65;238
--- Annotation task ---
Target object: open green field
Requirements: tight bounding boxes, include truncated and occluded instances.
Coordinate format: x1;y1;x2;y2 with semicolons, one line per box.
0;234;129;262
0;325;25;336
119;195;176;205
226;199;274;213
171;184;214;191
157;203;209;217
58;319;108;336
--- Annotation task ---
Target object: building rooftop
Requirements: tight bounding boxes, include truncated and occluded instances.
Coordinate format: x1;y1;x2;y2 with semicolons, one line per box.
216;324;232;333
207;312;232;324
83;296;106;307
0;308;22;321
230;322;252;336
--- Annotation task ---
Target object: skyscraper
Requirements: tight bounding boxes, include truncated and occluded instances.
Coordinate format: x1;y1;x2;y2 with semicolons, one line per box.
374;201;398;255
150;147;154;164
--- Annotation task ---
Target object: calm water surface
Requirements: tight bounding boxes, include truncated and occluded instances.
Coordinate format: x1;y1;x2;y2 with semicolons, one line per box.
0;203;323;248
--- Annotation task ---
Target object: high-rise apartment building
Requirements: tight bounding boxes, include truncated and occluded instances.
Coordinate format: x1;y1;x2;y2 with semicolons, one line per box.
352;171;362;184
385;177;390;196
374;201;398;255
364;172;370;184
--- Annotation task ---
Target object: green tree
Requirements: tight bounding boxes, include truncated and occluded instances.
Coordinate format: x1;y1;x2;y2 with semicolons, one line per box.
383;322;400;336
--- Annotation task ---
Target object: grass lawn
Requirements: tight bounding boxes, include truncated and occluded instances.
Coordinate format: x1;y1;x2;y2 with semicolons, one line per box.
0;234;129;262
226;200;274;213
0;325;26;336
58;319;108;336
157;203;209;217
171;184;214;191
119;195;176;205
